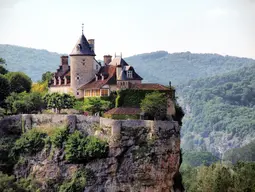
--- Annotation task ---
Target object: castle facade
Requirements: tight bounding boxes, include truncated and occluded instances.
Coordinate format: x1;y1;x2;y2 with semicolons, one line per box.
49;28;171;99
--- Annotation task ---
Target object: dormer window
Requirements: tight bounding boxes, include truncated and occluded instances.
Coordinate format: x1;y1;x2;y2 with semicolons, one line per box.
76;44;82;51
127;70;133;78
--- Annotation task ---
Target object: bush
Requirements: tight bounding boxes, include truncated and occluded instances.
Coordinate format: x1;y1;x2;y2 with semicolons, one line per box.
59;169;87;192
65;131;108;163
51;127;69;148
0;172;27;192
140;91;167;120
11;129;47;157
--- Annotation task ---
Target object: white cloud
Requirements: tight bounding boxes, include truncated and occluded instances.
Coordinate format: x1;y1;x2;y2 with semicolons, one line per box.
0;0;24;9
206;8;238;20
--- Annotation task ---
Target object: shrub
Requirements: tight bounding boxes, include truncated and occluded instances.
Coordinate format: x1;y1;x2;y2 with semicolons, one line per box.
11;129;47;157
0;172;27;192
140;91;167;120
65;131;108;163
51;127;69;148
59;169;87;192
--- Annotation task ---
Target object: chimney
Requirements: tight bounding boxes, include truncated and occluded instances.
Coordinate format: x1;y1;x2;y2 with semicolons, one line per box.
88;39;95;52
61;56;69;71
104;55;112;65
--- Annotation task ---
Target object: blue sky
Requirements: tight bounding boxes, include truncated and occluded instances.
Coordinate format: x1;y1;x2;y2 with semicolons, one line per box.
0;0;254;59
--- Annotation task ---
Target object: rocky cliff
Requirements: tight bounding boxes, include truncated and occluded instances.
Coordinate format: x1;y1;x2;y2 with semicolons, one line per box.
0;115;183;192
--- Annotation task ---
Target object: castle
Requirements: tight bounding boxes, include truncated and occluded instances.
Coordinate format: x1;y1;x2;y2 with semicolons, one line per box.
49;26;171;99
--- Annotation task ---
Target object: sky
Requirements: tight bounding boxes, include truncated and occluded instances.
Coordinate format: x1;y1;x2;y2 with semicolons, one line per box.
0;0;255;60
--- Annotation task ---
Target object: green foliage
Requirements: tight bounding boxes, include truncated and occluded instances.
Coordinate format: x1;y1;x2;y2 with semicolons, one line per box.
224;141;255;163
0;74;10;105
0;172;27;192
115;89;155;107
50;127;69;148
0;136;18;174
83;97;110;115
11;129;47;157
43;92;75;113
183;151;219;167
5;72;32;93
5;92;44;114
180;65;255;152
65;131;109;163
41;71;53;84
181;162;255;192
140;91;167;120
0;66;8;75
59;169;87;192
104;114;140;120
0;57;6;64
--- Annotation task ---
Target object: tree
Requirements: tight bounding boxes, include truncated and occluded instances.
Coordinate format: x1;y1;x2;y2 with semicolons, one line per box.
5;72;32;93
0;75;10;106
83;97;110;115
140;92;167;120
31;81;48;94
5;92;44;114
41;71;53;84
43;93;75;113
0;66;8;75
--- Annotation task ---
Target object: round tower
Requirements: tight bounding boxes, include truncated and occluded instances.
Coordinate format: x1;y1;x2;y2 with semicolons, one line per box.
70;26;96;98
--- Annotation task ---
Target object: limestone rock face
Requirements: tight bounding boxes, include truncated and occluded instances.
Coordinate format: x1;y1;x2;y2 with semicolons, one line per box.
1;115;183;192
84;120;182;192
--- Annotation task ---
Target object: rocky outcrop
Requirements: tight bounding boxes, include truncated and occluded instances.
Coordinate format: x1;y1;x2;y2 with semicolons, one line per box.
1;115;183;192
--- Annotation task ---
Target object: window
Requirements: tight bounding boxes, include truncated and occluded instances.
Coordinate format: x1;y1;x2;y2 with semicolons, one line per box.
92;89;100;96
85;90;90;97
77;76;80;80
96;65;98;70
101;89;108;97
127;70;133;78
77;92;79;95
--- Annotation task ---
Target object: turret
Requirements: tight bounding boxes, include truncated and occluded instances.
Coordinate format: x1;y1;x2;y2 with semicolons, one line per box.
69;24;97;98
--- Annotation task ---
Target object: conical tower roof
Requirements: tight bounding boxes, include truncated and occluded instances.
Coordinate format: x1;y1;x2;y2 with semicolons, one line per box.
70;33;95;56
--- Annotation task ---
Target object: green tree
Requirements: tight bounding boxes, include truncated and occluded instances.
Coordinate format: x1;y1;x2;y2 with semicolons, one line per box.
41;71;53;84
5;92;44;114
140;92;167;120
43;93;75;113
0;75;10;106
5;72;32;93
0;66;8;75
84;97;110;115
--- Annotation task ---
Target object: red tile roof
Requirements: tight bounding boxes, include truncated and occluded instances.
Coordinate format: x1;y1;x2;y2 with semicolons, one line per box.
79;65;116;90
130;83;170;91
104;107;141;115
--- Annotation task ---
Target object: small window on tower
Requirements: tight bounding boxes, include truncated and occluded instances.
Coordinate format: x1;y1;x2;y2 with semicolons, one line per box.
77;92;79;95
77;76;80;80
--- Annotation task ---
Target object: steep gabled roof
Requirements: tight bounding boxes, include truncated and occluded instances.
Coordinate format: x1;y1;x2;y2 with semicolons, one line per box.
78;65;116;90
109;57;129;67
70;34;95;56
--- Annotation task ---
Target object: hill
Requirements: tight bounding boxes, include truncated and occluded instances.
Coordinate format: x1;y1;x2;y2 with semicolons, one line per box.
179;65;255;157
126;51;255;85
1;45;255;83
0;44;63;81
